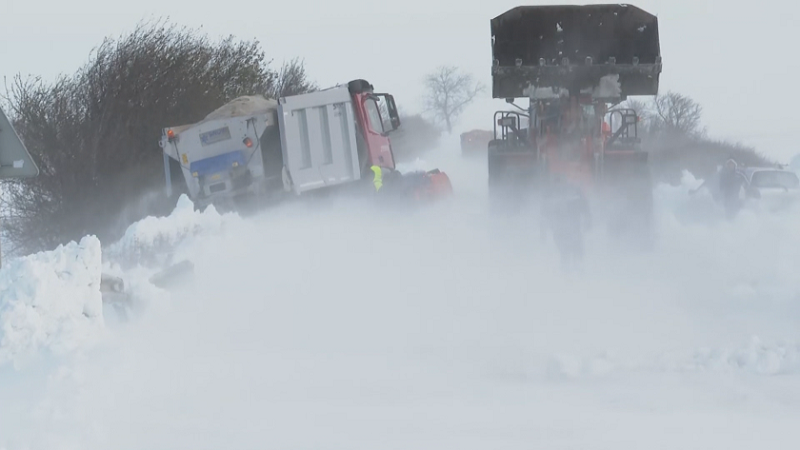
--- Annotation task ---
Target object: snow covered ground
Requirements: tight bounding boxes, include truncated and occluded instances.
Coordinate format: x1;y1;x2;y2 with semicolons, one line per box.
2;137;800;449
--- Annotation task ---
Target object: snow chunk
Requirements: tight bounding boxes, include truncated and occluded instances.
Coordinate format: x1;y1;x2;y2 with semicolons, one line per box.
105;194;230;267
523;85;570;99
116;194;218;247
524;74;621;100
0;236;105;369
548;337;800;379
592;74;622;98
675;337;800;376
546;352;620;380
396;157;434;174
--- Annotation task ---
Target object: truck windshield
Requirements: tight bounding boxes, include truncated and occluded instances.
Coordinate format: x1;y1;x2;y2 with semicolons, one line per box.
365;98;385;134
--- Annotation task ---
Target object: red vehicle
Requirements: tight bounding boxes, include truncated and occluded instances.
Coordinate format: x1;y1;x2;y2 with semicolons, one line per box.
487;4;662;243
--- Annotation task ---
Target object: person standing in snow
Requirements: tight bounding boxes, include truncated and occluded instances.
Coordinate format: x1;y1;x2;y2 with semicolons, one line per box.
718;158;745;220
540;176;592;273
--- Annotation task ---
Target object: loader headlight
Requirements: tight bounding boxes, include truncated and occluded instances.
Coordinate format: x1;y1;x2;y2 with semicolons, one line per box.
192;171;198;177
232;162;239;168
243;137;253;148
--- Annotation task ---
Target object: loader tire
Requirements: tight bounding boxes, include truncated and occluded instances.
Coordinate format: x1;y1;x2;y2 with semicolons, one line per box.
487;140;505;211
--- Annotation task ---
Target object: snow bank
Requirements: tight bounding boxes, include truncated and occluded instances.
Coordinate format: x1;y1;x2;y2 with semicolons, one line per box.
546;337;800;379
663;336;800;375
0;236;105;369
0;194;239;369
105;194;235;268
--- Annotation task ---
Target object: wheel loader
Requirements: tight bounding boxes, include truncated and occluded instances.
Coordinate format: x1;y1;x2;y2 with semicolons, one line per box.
487;4;662;246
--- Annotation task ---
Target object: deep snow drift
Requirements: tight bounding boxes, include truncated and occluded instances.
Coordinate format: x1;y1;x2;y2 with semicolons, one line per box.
2;139;800;449
0;236;104;370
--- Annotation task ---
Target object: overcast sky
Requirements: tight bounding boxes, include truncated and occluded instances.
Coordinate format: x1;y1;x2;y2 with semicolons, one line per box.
3;0;798;161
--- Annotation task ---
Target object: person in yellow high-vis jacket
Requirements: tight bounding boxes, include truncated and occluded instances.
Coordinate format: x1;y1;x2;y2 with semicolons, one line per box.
370;165;383;192
369;164;413;199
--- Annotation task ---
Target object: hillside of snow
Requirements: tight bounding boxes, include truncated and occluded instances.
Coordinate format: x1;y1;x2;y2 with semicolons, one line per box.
2;139;800;449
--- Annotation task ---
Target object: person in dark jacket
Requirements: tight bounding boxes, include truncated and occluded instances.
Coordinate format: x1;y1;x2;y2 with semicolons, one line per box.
540;177;592;273
718;158;745;219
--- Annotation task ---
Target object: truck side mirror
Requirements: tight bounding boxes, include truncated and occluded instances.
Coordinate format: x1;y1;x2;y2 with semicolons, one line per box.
497;117;517;128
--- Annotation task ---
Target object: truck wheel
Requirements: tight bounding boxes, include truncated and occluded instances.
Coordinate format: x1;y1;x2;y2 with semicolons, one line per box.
487;141;511;213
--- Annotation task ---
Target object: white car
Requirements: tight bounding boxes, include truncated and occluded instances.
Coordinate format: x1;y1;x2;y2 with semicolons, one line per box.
741;167;800;213
791;154;800;175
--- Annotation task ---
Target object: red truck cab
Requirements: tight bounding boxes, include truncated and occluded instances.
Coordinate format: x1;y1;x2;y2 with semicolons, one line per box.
348;79;452;200
347;79;399;172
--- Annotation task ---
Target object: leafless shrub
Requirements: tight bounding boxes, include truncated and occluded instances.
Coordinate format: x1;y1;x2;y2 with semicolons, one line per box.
2;19;315;255
423;66;484;134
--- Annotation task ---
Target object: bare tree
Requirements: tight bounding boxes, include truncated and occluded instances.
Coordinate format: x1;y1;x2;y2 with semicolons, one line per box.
620;98;651;118
619;98;656;135
269;57;318;98
618;92;774;184
651;91;704;137
423;66;484;134
621;92;704;139
388;114;441;162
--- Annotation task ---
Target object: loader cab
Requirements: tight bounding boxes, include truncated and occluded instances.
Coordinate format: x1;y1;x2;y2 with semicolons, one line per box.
534;100;562;138
493;111;531;148
605;108;642;150
530;97;599;139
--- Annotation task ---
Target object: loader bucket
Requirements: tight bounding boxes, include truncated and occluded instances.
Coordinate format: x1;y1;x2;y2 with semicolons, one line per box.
491;4;662;99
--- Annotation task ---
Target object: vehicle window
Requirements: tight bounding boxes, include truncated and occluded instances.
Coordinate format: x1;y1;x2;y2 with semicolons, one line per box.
365;98;385;134
751;171;800;189
377;100;393;131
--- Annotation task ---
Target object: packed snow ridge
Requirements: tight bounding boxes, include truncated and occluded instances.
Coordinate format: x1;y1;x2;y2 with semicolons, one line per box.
0;194;237;369
548;336;800;379
2;170;800;378
105;193;233;268
0;236;104;370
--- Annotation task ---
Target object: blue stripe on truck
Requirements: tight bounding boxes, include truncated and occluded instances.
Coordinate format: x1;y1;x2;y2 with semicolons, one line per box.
189;151;247;176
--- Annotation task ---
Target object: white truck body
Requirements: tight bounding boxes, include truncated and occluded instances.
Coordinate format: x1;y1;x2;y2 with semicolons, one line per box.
278;85;362;194
160;86;363;206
